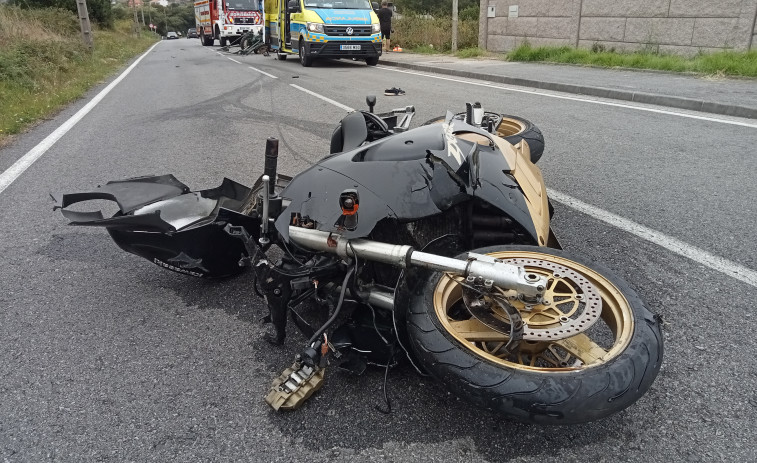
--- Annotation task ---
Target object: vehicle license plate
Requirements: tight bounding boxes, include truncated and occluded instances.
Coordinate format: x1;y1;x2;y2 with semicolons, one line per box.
340;45;361;50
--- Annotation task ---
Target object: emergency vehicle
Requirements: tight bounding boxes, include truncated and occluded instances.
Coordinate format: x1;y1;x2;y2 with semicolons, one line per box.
195;0;265;47
264;0;382;66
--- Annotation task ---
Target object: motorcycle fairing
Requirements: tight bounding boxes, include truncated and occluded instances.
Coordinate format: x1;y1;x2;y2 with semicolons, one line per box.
55;175;260;277
276;121;541;243
54;174;191;231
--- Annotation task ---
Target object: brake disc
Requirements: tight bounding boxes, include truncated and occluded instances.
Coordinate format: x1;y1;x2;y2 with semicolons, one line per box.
499;257;603;342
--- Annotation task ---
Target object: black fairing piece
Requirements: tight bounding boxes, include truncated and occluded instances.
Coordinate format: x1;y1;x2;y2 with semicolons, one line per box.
54;175;260;278
277;119;540;242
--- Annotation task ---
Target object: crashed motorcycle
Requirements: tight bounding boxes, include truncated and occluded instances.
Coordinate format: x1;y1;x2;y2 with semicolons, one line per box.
55;99;663;424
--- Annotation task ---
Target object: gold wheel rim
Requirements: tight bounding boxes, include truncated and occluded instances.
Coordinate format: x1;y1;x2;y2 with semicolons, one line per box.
495;117;526;137
433;250;635;372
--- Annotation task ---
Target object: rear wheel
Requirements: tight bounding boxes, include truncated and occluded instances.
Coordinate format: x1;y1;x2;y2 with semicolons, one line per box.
406;245;663;424
423;113;545;163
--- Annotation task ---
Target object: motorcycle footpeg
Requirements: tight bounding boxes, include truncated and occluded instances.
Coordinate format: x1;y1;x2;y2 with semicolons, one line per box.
265;362;325;411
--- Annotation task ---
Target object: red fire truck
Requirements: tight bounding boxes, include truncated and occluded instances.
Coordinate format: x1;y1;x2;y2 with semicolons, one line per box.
195;0;265;47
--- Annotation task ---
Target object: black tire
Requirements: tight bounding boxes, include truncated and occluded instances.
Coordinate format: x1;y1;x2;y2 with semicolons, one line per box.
220;36;228;47
406;245;663;425
201;33;213;46
299;40;313;67
423;113;545;164
366;56;379;66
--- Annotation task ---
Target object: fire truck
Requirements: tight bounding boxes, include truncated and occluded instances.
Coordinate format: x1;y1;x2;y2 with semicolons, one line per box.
195;0;265;47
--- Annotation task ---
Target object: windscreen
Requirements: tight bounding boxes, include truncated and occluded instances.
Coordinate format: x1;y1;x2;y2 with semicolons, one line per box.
303;0;372;9
225;0;262;10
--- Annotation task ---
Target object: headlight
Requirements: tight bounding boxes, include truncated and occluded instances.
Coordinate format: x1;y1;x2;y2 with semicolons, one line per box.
307;22;324;33
372;23;381;33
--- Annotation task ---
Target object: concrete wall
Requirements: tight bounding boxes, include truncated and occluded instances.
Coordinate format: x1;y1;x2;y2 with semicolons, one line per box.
480;0;757;55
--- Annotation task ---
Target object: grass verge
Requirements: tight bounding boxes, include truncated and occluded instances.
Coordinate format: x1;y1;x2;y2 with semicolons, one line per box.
0;6;158;145
393;16;478;52
506;43;757;77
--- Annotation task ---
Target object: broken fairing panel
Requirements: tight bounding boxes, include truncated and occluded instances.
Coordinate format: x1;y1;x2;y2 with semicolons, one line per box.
54;176;261;277
276;120;540;242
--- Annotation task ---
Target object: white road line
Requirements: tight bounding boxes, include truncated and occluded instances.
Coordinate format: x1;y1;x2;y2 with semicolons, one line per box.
249;66;278;79
547;188;757;289
0;42;161;196
290;84;353;111
223;53;278;78
377;66;757;129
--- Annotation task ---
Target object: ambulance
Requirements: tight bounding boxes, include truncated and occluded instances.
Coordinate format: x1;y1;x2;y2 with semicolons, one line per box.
264;0;382;66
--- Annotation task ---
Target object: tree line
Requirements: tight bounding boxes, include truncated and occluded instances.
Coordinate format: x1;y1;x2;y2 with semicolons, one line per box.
391;0;480;19
8;0;196;35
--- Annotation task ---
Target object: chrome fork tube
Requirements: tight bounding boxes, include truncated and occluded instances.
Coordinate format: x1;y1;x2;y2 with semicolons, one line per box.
287;227;546;297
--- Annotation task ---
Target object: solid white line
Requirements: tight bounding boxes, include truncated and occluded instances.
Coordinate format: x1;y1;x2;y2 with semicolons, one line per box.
547;188;757;289
290;84;353;111
377;66;757;129
227;57;242;64
0;42;161;196
249;66;278;79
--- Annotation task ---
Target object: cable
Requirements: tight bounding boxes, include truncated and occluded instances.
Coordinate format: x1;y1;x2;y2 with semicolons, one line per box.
391;302;430;377
366;302;390;346
280;239;308;266
307;267;355;346
391;270;430;377
347;241;364;303
374;346;394;414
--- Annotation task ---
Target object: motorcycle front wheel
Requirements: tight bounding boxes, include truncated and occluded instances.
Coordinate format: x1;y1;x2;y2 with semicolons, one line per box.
406;245;663;425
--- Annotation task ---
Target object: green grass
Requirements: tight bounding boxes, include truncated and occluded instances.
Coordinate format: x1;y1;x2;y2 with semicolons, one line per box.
409;44;439;54
506;43;757;77
0;6;158;144
393;16;478;52
455;47;488;59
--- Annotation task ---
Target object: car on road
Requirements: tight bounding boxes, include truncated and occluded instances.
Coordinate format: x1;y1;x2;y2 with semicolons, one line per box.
166;31;178;40
187;28;198;38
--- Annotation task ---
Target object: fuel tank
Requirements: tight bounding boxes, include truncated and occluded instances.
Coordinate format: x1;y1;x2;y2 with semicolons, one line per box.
276;119;547;244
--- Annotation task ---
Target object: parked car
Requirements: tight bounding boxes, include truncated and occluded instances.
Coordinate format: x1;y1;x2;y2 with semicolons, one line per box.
166;31;178;40
187;28;198;38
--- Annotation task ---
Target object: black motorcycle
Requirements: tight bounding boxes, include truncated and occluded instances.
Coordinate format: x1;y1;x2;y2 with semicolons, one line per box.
55;99;663;424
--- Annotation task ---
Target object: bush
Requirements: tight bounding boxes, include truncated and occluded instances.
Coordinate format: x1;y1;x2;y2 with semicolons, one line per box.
393;15;478;51
0;5;157;139
9;0;113;28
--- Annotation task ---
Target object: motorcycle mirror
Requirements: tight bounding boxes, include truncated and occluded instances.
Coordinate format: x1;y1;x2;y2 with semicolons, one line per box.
366;95;376;113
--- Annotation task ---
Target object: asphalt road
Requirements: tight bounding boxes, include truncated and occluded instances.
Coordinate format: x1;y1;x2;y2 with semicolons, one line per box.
1;40;756;462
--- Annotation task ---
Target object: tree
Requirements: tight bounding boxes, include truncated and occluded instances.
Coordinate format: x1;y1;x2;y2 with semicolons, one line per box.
10;0;113;28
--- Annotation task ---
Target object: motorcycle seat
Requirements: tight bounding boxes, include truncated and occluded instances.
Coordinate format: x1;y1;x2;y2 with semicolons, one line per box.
329;111;368;154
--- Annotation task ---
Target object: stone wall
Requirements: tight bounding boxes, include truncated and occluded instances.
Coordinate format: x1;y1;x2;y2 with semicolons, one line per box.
480;0;757;55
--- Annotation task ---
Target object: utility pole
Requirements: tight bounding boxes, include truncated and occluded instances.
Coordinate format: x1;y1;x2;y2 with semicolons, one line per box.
451;0;458;52
75;0;93;49
131;0;140;36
